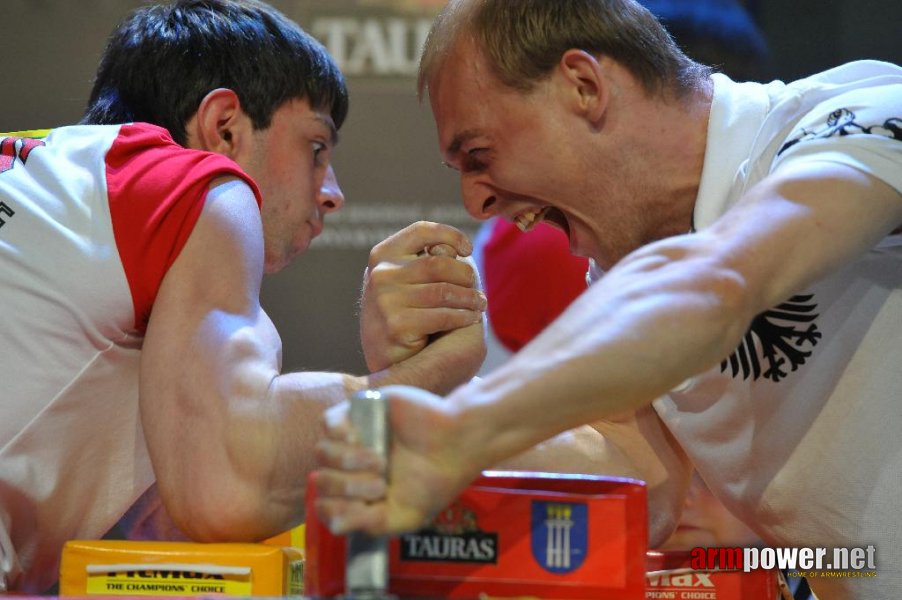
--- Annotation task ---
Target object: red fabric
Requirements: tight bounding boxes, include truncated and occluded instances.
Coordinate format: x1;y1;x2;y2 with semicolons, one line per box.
106;123;262;332
482;220;589;352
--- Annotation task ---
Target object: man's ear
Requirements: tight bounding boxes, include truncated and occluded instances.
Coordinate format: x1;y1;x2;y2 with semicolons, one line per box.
558;49;609;124
187;88;252;157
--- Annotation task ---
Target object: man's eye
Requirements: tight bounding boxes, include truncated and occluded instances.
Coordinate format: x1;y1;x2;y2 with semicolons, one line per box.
463;148;488;171
312;142;327;165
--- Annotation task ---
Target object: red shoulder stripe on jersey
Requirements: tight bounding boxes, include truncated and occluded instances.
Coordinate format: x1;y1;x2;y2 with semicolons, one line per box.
106;123;263;333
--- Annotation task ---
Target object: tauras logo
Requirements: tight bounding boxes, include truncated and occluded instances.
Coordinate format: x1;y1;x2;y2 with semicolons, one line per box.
311;16;432;77
400;532;497;563
400;502;498;563
646;572;714;588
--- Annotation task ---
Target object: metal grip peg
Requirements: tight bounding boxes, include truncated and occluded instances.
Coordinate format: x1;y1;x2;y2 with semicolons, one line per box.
345;389;392;599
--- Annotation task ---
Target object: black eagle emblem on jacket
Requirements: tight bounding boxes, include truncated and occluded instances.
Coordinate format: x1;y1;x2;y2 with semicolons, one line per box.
778;108;902;156
722;294;821;382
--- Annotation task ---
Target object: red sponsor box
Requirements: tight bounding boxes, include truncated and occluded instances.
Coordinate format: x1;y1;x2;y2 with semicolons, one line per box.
306;471;647;599
645;551;782;600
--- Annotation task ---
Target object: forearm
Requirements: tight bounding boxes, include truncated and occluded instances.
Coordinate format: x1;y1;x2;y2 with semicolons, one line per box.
496;424;643;480
170;332;484;542
235;370;366;536
446;242;751;477
145;344;362;542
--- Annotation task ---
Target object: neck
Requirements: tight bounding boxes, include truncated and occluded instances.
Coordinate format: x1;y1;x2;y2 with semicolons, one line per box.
608;75;713;242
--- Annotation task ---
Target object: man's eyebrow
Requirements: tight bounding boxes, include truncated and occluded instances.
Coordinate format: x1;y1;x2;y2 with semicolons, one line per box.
314;114;339;145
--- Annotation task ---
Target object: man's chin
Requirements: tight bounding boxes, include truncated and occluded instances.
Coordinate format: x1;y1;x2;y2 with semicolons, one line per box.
265;241;313;273
263;261;286;274
264;254;294;274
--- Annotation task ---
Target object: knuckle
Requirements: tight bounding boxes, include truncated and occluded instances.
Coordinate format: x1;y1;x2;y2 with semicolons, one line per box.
466;289;484;309
384;312;403;334
368;263;394;283
368;242;389;266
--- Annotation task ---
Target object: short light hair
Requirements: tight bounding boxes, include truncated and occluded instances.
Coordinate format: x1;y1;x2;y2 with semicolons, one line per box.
418;0;710;100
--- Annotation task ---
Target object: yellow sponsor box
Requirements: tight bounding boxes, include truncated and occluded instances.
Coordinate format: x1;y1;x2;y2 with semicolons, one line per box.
1;129;52;138
60;540;303;597
262;523;305;549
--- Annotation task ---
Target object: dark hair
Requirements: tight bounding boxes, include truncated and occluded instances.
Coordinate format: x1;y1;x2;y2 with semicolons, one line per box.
641;0;769;81
81;0;348;145
419;0;711;100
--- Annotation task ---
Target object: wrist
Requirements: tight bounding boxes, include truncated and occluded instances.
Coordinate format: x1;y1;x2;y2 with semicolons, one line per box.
445;380;518;480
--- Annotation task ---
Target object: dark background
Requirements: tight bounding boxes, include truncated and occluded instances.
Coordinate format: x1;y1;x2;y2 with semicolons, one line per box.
2;0;899;376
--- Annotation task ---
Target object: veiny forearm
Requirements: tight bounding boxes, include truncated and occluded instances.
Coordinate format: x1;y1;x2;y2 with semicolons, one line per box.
195;326;484;540
234;370;366;536
446;240;752;478
143;309;364;542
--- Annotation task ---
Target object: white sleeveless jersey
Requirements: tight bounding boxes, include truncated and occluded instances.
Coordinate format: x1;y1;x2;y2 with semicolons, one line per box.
650;61;902;599
0;123;259;592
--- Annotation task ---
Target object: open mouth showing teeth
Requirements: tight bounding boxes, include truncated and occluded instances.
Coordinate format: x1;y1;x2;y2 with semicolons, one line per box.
514;207;549;232
514;207;570;238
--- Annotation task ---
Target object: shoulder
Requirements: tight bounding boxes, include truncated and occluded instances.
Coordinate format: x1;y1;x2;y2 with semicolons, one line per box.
106;123;262;206
775;61;902;149
739;63;902;194
106;123;264;332
771;81;902;194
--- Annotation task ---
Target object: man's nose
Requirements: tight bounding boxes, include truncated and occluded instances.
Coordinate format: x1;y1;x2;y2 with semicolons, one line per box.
461;175;499;220
319;165;344;213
